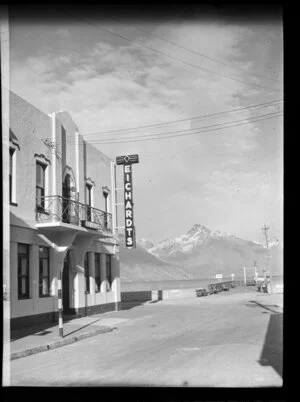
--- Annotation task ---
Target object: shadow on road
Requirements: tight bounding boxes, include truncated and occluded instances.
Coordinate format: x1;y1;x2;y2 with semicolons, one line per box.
120;301;149;311
64;318;103;338
258;312;283;378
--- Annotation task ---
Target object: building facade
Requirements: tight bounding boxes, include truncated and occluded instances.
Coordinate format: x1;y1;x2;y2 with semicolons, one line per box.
9;91;120;330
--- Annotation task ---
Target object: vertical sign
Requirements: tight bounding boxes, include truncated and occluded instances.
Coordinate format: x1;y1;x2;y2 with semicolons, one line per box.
116;154;139;249
124;164;135;248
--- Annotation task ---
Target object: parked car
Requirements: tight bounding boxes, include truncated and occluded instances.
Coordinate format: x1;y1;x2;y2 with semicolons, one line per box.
196;288;208;297
222;284;230;291
208;284;218;294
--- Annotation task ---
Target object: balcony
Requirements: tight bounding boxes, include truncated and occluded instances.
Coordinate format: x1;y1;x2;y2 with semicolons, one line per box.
35;195;113;235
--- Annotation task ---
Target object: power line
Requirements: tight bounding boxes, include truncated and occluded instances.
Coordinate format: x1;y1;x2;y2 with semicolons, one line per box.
81;99;283;138
54;8;283;93
61;112;282;146
115;18;283;84
66;110;283;144
79;113;283;145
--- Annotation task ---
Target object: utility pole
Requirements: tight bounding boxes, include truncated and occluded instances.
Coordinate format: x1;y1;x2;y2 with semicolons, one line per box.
262;224;272;293
262;224;269;249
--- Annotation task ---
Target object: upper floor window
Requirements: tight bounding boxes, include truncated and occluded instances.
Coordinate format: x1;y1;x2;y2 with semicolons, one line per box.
9;148;14;203
86;183;93;222
9;131;20;206
103;187;110;228
18;243;30;299
9;147;17;205
39;246;50;297
36;162;47;211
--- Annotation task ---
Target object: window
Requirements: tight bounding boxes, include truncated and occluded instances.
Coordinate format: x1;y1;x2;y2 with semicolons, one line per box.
86;184;92;221
36;162;46;211
84;253;90;293
106;254;112;292
18;244;30;299
9;147;17;204
103;192;109;228
95;253;101;293
39;246;50;297
9;148;14;203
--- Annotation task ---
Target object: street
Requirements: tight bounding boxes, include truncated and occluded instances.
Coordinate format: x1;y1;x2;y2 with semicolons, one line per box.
8;288;283;387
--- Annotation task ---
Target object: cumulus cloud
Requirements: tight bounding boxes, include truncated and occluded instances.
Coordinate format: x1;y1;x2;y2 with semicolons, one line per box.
9;18;283;242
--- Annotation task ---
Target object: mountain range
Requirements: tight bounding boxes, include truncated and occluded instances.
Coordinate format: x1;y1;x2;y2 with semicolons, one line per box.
119;224;283;282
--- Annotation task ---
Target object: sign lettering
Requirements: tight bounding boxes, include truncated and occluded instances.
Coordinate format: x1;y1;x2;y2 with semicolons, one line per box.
124;163;135;248
116;154;139;249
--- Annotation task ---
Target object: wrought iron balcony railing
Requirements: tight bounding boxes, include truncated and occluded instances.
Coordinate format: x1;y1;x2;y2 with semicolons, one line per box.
36;195;113;234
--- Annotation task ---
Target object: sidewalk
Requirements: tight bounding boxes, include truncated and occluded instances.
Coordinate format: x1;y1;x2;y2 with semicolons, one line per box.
7;315;119;361
251;291;284;313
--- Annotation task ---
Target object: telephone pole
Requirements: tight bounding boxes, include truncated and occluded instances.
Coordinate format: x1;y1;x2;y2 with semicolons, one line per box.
262;224;272;293
262;224;269;249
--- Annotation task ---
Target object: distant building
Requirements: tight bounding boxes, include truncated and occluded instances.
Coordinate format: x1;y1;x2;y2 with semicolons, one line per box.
9;91;120;329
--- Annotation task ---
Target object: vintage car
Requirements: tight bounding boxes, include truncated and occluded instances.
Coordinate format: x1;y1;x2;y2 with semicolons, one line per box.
195;288;208;297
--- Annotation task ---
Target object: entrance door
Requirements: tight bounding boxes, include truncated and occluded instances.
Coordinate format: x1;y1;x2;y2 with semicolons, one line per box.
62;251;70;314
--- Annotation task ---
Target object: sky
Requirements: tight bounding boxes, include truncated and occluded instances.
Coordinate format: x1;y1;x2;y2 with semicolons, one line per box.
8;6;283;244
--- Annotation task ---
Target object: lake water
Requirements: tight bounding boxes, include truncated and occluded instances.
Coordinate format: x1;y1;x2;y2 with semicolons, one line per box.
121;274;284;292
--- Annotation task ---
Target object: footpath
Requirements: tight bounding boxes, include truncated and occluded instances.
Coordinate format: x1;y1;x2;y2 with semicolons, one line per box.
6;315;117;361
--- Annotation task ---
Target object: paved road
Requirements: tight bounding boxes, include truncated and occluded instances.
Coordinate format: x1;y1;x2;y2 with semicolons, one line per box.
8;289;283;387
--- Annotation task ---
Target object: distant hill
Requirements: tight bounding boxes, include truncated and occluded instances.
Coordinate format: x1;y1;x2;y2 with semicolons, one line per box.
118;235;193;282
118;224;283;282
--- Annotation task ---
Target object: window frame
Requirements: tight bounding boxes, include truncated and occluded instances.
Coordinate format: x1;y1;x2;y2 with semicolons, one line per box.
85;183;93;222
39;246;50;298
9;146;18;206
102;187;110;229
36;161;47;212
18;243;30;300
106;254;112;292
94;252;101;293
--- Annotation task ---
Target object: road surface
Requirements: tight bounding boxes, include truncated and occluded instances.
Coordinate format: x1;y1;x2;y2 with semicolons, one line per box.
8;288;283;387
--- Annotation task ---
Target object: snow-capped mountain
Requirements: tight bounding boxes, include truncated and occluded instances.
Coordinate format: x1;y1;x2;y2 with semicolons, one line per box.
119;224;283;282
141;224;283;278
137;238;156;250
148;224;243;260
118;234;193;282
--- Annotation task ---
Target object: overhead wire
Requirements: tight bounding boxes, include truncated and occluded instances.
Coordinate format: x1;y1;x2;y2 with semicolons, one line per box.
7;9;283;124
114;18;283;84
54;8;283;94
65;109;283;145
78;99;283;138
61;111;283;146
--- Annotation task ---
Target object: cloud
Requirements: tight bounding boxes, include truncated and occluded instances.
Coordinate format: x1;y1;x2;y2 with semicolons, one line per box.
56;28;70;38
9;18;283;242
10;21;261;136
